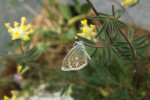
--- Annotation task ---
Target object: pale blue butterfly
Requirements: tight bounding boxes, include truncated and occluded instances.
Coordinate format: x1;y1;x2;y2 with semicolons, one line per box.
61;41;91;71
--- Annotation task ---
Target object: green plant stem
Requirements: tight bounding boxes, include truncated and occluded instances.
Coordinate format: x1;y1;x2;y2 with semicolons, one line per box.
111;4;139;72
115;24;136;63
83;42;112;48
112;3;115;18
19;42;51;73
86;0;113;44
19;42;28;63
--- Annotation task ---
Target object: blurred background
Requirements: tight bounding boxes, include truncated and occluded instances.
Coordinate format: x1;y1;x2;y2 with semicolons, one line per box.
0;0;150;100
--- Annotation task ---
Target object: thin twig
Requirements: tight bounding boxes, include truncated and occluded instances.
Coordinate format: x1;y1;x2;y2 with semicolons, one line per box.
83;42;112;48
112;3;115;18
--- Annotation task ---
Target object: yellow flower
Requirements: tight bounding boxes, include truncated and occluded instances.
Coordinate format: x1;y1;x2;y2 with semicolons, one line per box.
93;32;97;37
14;21;19;27
24;35;30;41
8;29;12;33
21;25;27;31
11;90;15;95
83;28;90;34
11;97;17;100
121;0;138;6
29;29;34;34
90;24;95;30
5;17;34;41
5;23;10;28
4;96;9;100
14;32;19;38
81;20;87;25
17;65;29;75
21;17;26;24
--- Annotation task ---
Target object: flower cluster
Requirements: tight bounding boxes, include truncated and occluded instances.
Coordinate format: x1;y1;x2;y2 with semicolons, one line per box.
121;0;138;6
13;65;29;85
74;20;98;44
5;17;34;41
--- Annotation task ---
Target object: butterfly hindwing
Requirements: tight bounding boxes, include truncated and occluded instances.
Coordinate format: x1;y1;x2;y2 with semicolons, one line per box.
61;47;76;71
69;49;88;71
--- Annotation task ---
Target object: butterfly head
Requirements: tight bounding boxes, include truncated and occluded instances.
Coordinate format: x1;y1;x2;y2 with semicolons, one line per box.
74;41;84;52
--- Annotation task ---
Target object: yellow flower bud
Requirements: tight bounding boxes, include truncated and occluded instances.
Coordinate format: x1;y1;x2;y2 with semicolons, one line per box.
90;24;95;30
14;31;19;38
21;17;26;24
11;90;15;95
14;21;19;27
11;97;17;100
27;24;31;30
83;29;90;34
81;20;87;25
12;37;15;40
21;25;27;31
4;96;9;100
93;32;97;37
8;29;12;33
24;35;30;41
29;29;34;34
5;23;10;28
121;0;138;6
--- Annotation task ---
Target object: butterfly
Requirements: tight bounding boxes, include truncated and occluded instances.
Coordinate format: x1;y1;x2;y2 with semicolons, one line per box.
61;41;91;71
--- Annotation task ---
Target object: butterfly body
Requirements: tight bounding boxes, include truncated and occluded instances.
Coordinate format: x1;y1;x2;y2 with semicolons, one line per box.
61;41;91;71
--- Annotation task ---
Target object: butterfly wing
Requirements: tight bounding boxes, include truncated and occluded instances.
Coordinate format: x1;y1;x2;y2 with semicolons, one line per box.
61;47;76;71
68;50;88;71
61;41;91;71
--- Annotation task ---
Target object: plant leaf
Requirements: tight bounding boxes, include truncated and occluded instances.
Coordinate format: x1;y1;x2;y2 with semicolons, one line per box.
77;35;96;45
98;12;110;17
128;28;133;40
133;33;147;42
116;20;128;27
107;47;112;66
96;21;108;38
109;22;113;36
101;48;107;65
